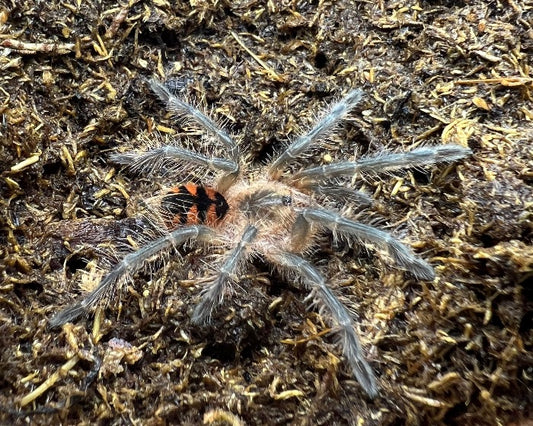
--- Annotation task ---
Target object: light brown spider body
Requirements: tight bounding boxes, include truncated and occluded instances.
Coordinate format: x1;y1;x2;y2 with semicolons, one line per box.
50;79;472;398
222;177;314;250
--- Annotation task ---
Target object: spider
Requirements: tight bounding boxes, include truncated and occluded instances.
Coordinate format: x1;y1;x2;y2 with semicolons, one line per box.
50;79;471;398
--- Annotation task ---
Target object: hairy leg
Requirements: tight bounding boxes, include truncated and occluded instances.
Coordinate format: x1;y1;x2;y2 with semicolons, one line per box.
49;225;214;328
293;145;472;182
191;224;257;324
110;145;237;175
305;184;373;206
149;79;240;169
269;89;364;179
270;251;378;398
292;208;435;280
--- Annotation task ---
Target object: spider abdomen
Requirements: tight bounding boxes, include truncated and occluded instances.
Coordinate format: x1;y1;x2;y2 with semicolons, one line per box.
161;183;229;227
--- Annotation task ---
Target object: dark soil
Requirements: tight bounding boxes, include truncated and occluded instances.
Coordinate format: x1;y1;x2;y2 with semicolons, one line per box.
1;0;531;425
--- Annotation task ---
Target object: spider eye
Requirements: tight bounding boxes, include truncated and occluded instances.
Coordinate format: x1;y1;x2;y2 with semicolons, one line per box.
282;196;292;206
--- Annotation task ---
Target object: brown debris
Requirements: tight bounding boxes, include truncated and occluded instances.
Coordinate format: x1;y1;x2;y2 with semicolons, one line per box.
1;39;75;55
99;338;143;378
0;0;531;424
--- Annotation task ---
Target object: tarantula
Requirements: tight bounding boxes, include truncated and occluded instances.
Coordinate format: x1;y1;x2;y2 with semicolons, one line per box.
50;79;471;398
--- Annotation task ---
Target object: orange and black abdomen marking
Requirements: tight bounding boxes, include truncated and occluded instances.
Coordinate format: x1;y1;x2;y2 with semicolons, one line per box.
161;183;229;227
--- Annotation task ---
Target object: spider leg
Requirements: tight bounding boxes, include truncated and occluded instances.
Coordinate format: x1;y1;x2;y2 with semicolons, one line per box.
110;146;237;175
269;89;364;179
49;225;214;328
306;184;373;206
293;208;435;280
270;251;378;398
149;79;240;172
293;145;472;183
191;224;257;325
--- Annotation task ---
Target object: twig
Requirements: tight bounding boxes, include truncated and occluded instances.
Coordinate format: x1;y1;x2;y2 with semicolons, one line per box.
230;31;285;83
1;39;75;55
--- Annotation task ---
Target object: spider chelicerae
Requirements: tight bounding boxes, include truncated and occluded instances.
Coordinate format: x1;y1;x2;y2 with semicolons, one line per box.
50;79;471;398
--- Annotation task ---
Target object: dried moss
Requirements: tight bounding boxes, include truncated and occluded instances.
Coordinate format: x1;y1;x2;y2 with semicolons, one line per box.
1;0;531;424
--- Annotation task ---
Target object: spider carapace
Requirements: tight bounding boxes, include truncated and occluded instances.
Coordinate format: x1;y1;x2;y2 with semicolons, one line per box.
50;78;472;398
